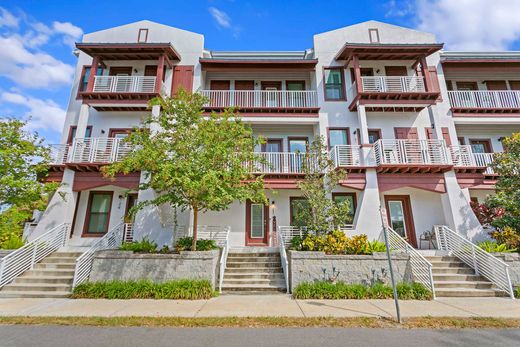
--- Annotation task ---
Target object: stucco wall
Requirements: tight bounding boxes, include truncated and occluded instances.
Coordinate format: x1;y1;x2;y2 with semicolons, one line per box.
492;253;520;289
88;250;220;288
0;250;14;258
288;250;412;292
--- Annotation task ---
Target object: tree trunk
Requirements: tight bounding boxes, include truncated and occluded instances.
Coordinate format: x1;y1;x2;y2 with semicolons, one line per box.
191;206;198;251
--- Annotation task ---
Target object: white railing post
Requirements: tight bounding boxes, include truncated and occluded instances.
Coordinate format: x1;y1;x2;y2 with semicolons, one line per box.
471;245;479;275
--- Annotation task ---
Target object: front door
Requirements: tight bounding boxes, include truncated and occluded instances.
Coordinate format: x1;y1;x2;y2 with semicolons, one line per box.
262;139;283;173
384;195;417;248
261;81;282;107
245;200;269;246
289;137;308;173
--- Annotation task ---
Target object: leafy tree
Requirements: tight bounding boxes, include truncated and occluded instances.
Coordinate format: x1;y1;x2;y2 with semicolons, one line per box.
487;133;520;232
0;119;53;206
104;91;267;250
293;137;350;234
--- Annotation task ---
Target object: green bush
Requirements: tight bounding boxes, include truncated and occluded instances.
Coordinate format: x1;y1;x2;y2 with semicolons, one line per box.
174;237;218;252
72;279;217;300
478;240;515;253
293;281;432;300
368;240;387;253
290;231;382;255
119;238;158;253
516;287;520;299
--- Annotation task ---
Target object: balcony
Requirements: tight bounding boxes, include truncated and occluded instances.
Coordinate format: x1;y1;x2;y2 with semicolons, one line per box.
450;145;496;175
329;145;365;170
448;90;520;115
200;90;319;113
92;76;158;93
50;138;131;170
373;139;452;173
246;152;316;175
348;76;440;111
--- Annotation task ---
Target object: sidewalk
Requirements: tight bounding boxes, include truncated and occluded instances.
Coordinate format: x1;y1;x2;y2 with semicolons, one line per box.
1;295;519;318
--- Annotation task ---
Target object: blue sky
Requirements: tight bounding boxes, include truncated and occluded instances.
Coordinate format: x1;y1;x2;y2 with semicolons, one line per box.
1;0;520;143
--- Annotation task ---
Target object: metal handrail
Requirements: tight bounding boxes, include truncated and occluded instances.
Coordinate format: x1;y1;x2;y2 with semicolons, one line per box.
448;90;520;109
374;139;450;166
434;225;514;299
123;223;134;243
199;90;318;109
93;76;157;93
277;227;290;293
72;223;125;288
329;145;363;167
218;227;231;293
0;223;70;288
278;225;355;247
449;145;495;174
383;227;435;298
361;76;426;93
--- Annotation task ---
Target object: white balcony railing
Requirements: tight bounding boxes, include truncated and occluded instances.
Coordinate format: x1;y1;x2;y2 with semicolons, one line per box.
329;145;362;167
374;139;451;166
448;90;520;109
49;138;131;165
200;90;318;109
361;76;426;93
246;152;316;174
92;76;157;93
450;145;496;174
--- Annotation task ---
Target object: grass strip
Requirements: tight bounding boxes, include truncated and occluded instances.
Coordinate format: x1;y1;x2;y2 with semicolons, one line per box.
0;316;519;329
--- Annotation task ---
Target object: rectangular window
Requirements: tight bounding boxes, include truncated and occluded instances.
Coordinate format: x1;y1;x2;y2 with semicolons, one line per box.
332;193;357;225
290;197;310;227
328;128;349;148
84;192;113;235
469;139;493;153
79;66;103;92
368;129;382;144
250;204;265;238
137;28;149;43
68;126;92;144
286;81;305;91
368;28;380;43
324;68;345;100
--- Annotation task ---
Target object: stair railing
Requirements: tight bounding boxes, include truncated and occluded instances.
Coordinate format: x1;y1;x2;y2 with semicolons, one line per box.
383;227;436;298
72;223;125;288
218;227;231;293
434;225;515;299
0;223;70;288
277;227;290;293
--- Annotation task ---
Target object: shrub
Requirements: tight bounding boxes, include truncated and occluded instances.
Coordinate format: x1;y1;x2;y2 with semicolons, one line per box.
368;240;387;253
292;231;373;255
175;237;218;252
72;279;217;300
489;227;520;251
119;238;158;253
292;281;432;300
516;287;520;299
478;240;515;253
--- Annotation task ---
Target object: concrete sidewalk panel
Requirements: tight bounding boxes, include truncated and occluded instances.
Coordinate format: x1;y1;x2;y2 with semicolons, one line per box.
197;294;303;317
296;299;391;318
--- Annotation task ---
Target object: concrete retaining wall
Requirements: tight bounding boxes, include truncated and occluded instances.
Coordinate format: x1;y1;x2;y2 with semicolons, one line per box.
492;253;520;289
288;251;412;292
88;250;220;288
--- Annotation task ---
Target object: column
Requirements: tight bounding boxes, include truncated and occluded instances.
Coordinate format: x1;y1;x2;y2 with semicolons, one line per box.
155;55;165;93
75;104;90;141
85;56;100;93
419;56;433;92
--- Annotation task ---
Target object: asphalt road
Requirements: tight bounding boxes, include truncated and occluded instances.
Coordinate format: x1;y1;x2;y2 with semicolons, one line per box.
1;326;520;347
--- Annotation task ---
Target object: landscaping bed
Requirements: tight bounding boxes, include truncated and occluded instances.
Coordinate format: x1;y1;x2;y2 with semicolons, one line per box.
72;279;217;300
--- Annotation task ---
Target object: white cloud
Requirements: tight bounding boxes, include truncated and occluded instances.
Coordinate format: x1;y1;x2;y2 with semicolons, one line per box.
0;36;74;88
389;0;520;50
1;92;66;132
209;7;231;28
0;7;19;28
52;21;83;47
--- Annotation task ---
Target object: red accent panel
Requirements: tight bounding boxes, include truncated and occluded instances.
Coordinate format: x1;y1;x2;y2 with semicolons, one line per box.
171;65;194;95
441;127;452;146
394;127;418;140
456;173;497;190
378;174;446;193
42;171;64;183
73;172;140;191
339;173;366;190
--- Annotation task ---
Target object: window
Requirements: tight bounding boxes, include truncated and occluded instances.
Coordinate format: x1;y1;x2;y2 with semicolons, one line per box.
368;129;382;144
286;81;305;91
79;66;103;92
137;28;149;43
290;197;310;227
324;68;345;100
328;128;349;148
68;126;92;144
332;193;357;225
368;28;380;43
469;139;493;154
84;192;113;235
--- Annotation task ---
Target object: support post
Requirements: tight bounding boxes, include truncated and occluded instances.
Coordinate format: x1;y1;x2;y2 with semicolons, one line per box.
352;54;362;93
420;56;433;92
380;206;401;324
85;56;100;93
155;54;165;93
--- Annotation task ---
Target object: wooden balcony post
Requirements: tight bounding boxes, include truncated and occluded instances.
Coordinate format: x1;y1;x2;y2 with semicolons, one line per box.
419;56;433;92
155;54;165;93
86;56;100;93
352;54;362;93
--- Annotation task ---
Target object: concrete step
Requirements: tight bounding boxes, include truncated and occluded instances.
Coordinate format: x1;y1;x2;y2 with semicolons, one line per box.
24;269;75;277
0;291;71;298
435;288;507;297
424;256;460;262
432;267;475;275
1;283;71;292
227;253;280;258
224;272;285;280
51;252;83;258
434;281;494;289
13;276;73;285
40;257;77;264
433;274;485;281
34;263;76;270
223;278;286;286
226;262;282;268
224;267;283;274
225;257;281;263
221;284;286;292
430;261;468;268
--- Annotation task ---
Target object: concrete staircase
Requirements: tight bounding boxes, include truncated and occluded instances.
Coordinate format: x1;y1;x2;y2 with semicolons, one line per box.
427;255;507;297
221;250;286;293
0;252;82;298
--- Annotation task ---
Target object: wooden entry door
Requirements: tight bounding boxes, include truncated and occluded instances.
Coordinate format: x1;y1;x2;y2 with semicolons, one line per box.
261;81;282;107
394;127;419;140
210;80;231;107
385;66;408;76
235;80;254;107
384;195;417;248
245;200;269;246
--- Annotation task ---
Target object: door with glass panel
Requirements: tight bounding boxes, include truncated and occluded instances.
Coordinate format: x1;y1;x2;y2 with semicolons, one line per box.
245;200;269;246
83;192;113;236
288;138;308;173
262;139;283;173
384;195;417;248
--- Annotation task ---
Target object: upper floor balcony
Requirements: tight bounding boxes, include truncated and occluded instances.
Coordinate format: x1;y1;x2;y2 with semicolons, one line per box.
200;90;319;112
247;152;315;175
92;76;160;94
449;145;496;175
448;90;520;115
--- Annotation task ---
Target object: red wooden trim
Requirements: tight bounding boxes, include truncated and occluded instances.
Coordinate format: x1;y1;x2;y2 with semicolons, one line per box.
70;191;81;238
261;138;284;152
441;127;452;146
384;195;417;248
326;127;350;149
378;173;446;193
155;54;165;92
469;138;494;152
82;191;114;237
67;125;93;144
108;128;132;137
339;173;366;190
245;200;269;246
323;66;347;101
86;56;100;92
419;56;433;92
72;172;140;191
171;65;194;95
394;127;418;140
331;192;357;213
76;65;91;98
